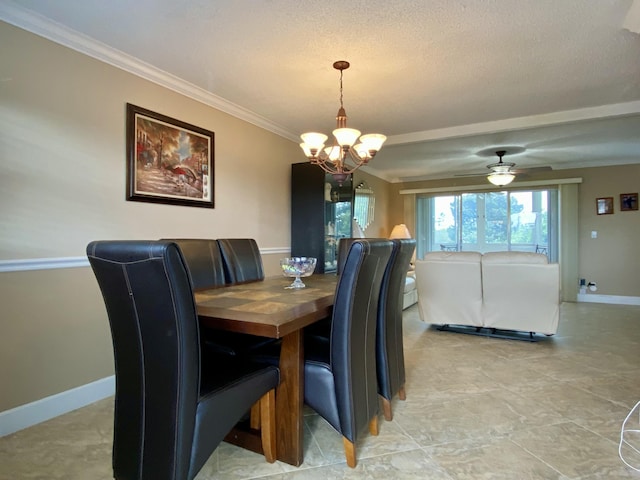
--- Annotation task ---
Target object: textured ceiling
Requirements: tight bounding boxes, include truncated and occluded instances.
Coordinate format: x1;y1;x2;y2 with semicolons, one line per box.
2;0;640;182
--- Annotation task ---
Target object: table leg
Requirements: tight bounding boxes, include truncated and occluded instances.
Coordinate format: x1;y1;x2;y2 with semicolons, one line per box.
275;329;304;466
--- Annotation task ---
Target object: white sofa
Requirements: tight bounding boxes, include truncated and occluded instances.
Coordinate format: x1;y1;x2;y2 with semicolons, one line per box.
415;251;560;336
403;271;418;309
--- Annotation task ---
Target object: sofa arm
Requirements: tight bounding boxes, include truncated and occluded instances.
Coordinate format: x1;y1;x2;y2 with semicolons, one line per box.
402;273;417;309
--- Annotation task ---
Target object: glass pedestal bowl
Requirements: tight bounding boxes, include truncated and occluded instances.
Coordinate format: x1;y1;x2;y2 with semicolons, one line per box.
280;257;317;289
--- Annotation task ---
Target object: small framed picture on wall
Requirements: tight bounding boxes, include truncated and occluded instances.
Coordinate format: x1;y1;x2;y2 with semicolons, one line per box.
620;193;638;211
596;197;614;215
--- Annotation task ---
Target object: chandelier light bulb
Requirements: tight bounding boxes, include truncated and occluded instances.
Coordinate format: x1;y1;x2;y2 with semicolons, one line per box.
353;143;371;160
359;133;387;154
300;132;328;154
332;127;361;148
324;146;341;162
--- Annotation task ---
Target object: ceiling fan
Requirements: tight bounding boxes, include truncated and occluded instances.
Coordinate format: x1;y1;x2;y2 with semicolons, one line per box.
456;149;551;186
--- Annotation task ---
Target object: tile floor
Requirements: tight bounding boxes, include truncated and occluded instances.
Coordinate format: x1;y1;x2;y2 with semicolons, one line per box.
1;302;639;479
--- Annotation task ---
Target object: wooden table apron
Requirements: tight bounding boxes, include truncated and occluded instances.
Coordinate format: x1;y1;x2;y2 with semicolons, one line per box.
195;274;337;466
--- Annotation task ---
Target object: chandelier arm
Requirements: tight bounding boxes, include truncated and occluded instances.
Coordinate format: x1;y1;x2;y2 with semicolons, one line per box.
314;147;369;176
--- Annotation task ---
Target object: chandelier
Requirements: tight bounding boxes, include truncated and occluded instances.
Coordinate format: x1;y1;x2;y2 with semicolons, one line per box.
299;61;386;184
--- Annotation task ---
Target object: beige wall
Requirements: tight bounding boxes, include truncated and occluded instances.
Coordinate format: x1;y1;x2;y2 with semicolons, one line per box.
0;23;300;411
574;164;640;297
389;164;640;297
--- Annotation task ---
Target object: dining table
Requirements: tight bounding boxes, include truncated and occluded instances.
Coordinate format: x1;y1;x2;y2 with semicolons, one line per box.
195;273;338;467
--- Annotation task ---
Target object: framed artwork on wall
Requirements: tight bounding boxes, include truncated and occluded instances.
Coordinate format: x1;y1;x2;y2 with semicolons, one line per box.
620;193;638;211
126;103;214;208
596;197;614;215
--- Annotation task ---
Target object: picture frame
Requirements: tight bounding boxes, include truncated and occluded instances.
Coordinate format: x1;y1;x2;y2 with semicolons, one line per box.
620;193;638;211
596;197;614;215
126;103;214;208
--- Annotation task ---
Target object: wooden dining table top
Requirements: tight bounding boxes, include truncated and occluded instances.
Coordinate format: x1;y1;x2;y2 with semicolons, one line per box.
195;273;338;338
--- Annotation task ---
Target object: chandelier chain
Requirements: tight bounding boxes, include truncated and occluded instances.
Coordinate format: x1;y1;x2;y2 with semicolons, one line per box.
339;69;344;109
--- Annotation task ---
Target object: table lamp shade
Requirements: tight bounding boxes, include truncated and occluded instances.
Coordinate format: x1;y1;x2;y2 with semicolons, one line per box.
389;224;411;239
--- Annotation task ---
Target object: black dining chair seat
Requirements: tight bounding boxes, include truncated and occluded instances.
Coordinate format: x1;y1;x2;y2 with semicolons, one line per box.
87;240;279;480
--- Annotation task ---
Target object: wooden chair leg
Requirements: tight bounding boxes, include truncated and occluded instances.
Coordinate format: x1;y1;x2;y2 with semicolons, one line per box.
399;384;406;401
381;396;393;421
342;437;357;468
369;415;379;436
250;403;261;430
259;389;276;463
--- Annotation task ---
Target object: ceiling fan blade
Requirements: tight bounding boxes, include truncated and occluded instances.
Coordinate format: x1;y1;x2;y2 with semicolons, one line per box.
453;172;491;177
511;166;552;174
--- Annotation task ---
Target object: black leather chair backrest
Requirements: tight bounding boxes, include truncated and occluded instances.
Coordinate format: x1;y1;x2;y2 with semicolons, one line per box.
217;238;264;284
329;238;393;442
376;239;416;405
336;237;359;275
87;241;200;479
87;240;279;479
162;238;226;289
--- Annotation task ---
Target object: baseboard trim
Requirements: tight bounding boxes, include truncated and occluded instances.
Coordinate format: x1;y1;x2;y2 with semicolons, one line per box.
0;376;115;437
577;293;640;306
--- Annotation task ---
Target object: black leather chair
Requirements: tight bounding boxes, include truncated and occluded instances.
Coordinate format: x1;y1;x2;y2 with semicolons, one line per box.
217;238;265;284
163;238;273;357
161;238;226;290
336;237;359;275
255;239;393;467
87;240;279;480
302;237;359;338
376;238;416;421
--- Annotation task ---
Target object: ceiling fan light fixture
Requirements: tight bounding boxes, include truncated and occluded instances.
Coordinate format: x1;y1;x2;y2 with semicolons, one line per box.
487;172;515;186
486;149;516;186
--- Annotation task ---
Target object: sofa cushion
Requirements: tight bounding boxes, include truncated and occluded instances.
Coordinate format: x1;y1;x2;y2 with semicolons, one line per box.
423;251;482;263
482;251;548;265
481;253;559;334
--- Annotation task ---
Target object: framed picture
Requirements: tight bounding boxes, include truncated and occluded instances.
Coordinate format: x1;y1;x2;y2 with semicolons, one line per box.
126;103;214;208
620;193;638;211
596;197;614;215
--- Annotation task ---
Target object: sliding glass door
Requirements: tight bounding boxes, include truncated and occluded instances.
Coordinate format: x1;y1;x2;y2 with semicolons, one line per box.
416;189;558;261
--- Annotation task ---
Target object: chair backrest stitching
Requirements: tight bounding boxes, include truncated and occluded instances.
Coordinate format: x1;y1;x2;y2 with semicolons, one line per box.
161;250;183;478
121;263;145;479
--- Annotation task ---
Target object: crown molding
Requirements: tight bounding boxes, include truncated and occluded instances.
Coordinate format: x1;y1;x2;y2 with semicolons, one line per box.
0;2;298;143
385;100;640;146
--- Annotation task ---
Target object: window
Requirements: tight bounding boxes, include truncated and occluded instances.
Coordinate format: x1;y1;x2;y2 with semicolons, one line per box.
416;189;558;261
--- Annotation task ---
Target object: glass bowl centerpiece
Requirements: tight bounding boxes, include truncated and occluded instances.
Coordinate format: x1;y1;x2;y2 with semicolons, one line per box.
280;257;317;289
